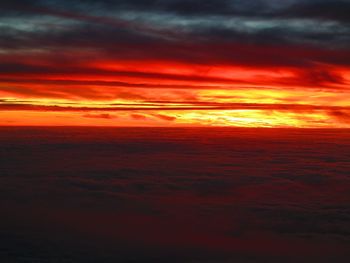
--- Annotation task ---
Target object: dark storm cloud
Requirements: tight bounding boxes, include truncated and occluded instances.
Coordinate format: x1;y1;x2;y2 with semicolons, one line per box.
0;0;41;15
2;0;350;19
1;1;349;36
0;1;349;71
1;18;349;56
282;0;350;23
0;0;263;16
81;0;238;15
80;0;350;22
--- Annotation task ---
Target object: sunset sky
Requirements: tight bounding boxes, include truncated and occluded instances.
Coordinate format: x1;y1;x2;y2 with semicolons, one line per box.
1;0;350;127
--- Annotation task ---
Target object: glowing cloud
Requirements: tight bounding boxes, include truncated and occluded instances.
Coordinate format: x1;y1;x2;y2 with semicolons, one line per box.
1;0;350;127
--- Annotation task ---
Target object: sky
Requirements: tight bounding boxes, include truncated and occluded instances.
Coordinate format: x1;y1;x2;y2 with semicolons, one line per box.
0;0;350;127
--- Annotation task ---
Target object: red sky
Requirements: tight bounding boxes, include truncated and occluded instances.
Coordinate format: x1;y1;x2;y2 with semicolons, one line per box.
1;0;350;127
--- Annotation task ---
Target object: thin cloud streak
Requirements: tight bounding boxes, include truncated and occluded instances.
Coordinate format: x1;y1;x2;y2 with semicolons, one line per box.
1;101;349;112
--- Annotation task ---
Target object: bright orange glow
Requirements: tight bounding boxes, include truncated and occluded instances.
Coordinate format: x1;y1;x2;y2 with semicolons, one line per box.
1;0;350;127
1;47;350;128
1;57;350;127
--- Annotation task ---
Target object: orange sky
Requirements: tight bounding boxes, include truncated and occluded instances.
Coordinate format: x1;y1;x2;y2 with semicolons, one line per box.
1;1;350;127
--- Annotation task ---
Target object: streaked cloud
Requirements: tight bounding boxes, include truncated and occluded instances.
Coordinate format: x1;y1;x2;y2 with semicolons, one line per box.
0;0;350;127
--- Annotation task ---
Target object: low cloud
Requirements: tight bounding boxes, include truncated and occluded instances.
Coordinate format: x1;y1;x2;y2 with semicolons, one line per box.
130;114;148;120
83;113;117;119
152;114;177;121
328;110;350;124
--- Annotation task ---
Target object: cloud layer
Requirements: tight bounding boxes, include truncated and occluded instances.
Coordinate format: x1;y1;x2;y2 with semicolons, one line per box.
1;127;350;261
